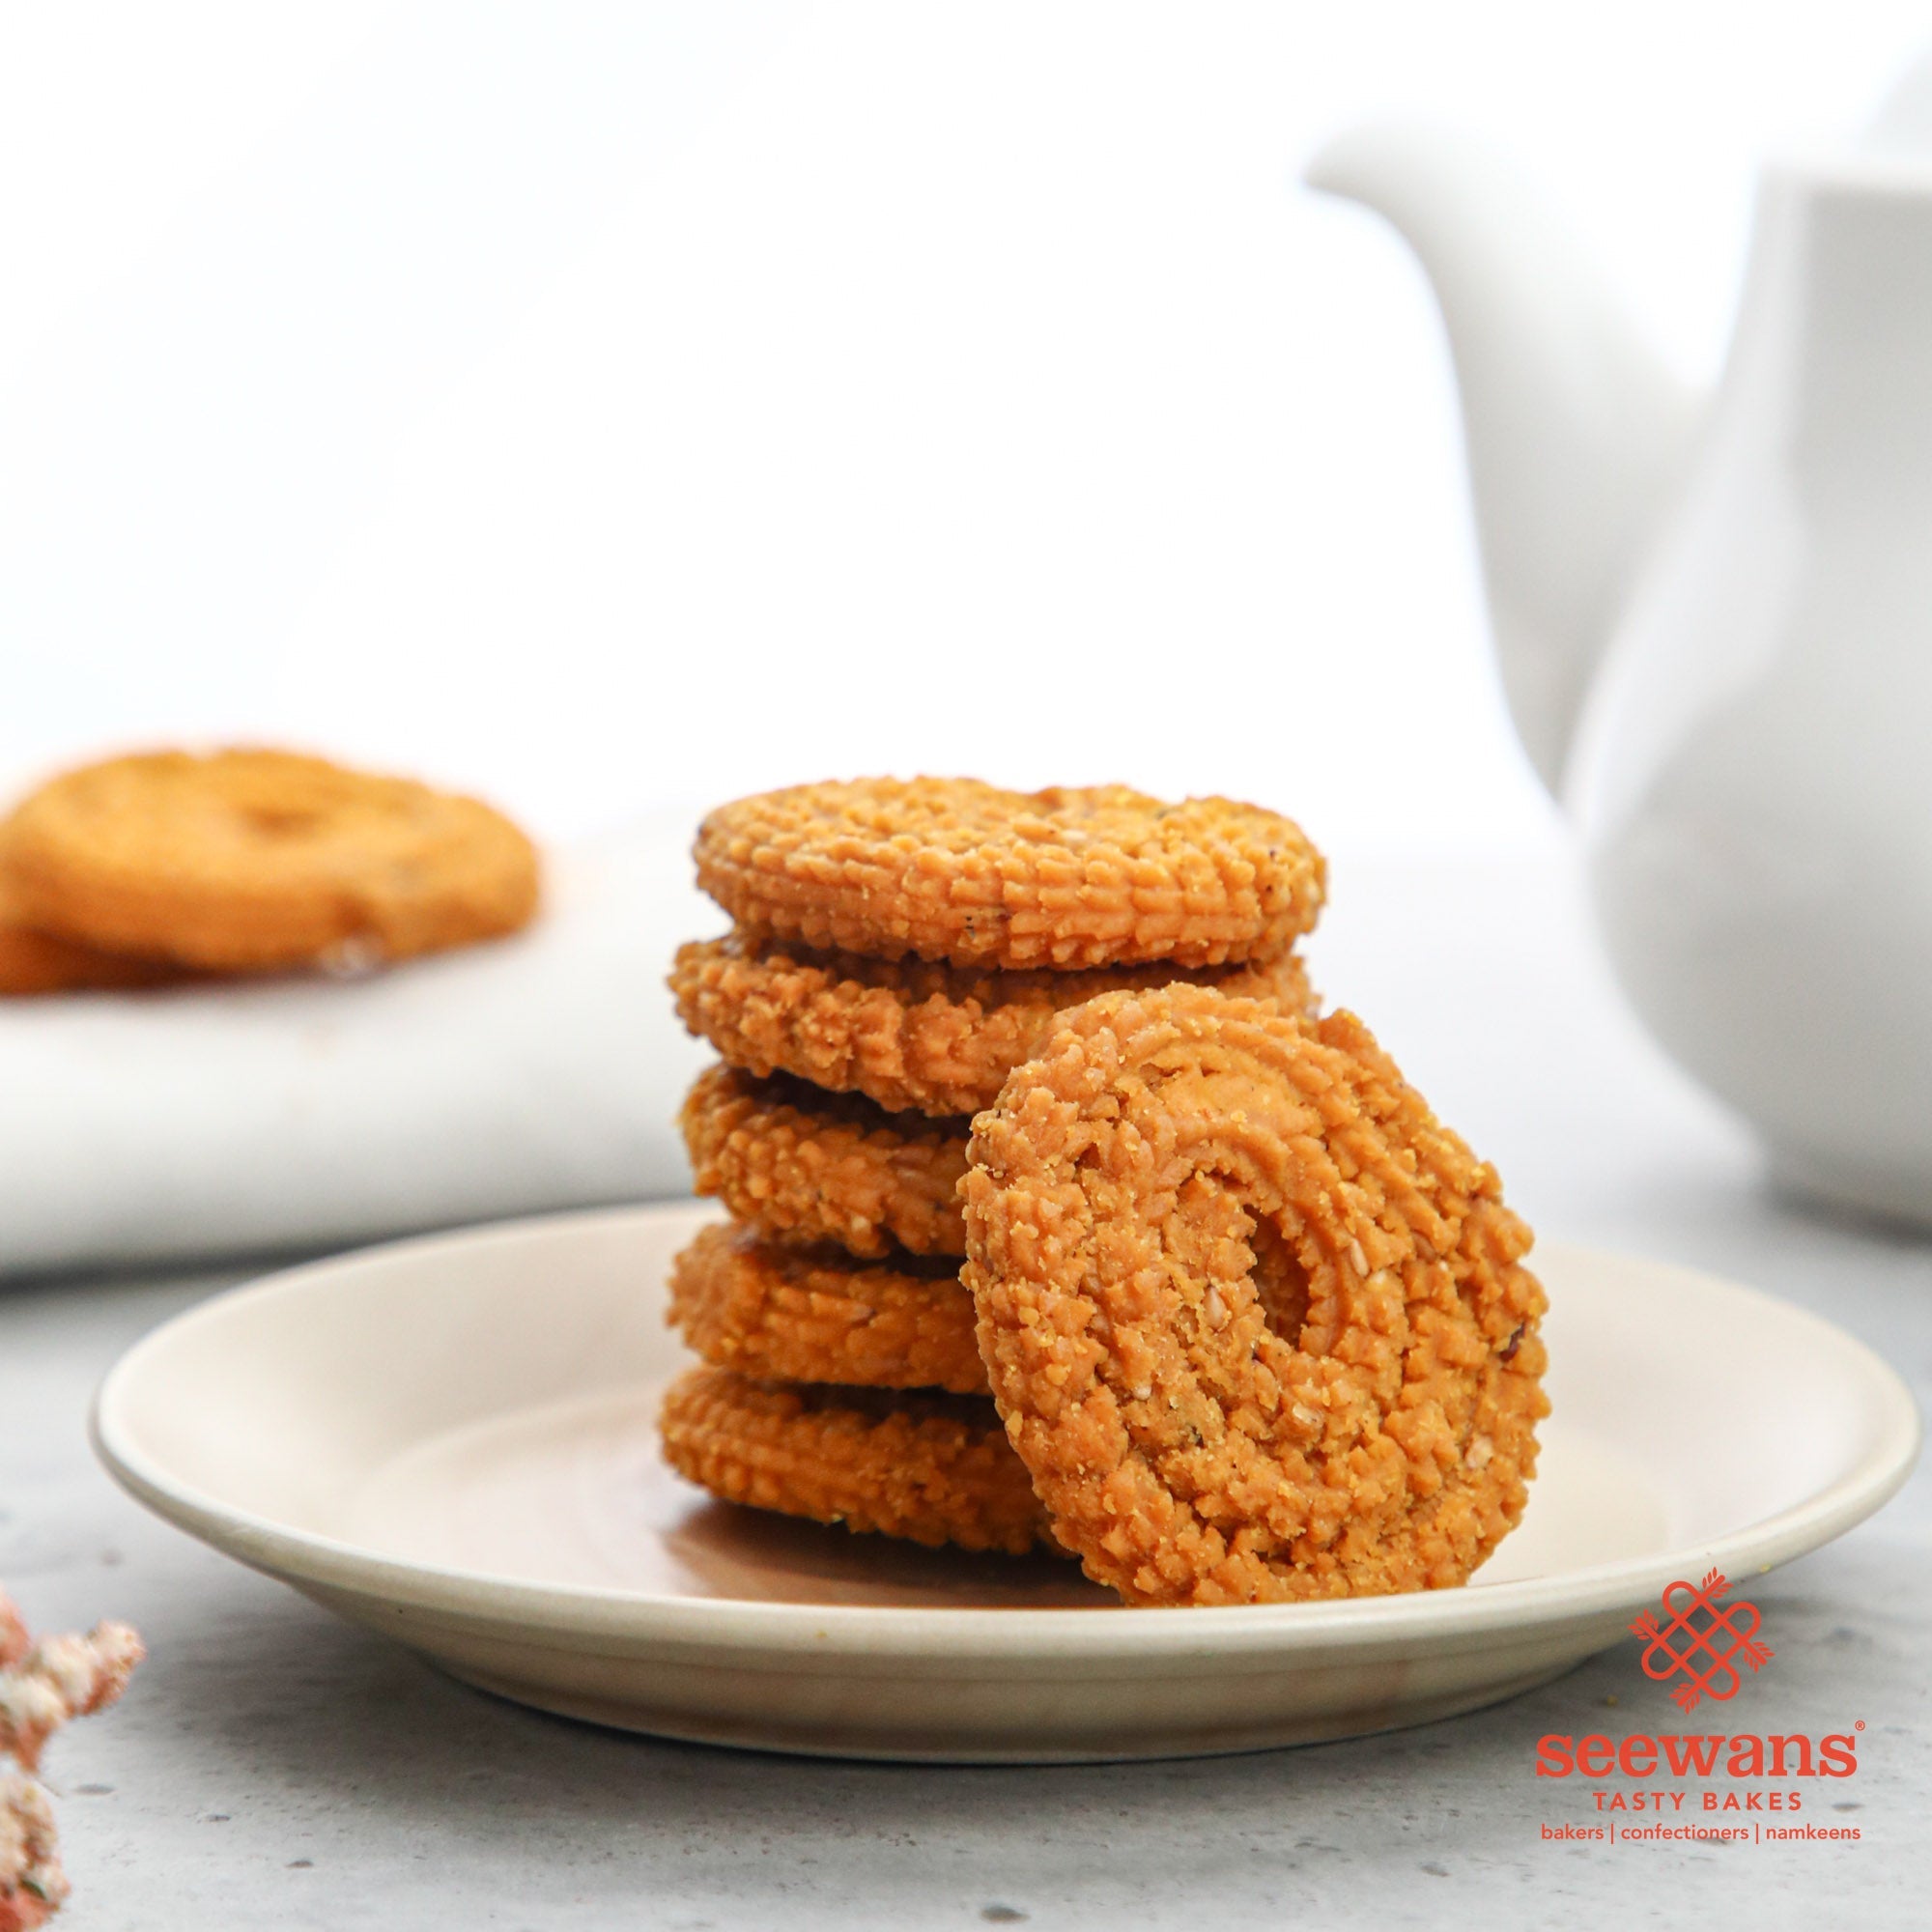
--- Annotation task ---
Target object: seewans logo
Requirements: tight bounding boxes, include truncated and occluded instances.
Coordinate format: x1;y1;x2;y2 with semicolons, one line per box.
1533;1569;1867;1842
1630;1569;1774;1712
1535;1728;1859;1780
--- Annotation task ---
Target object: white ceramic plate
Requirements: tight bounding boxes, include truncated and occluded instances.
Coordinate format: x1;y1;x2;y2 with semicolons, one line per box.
94;1203;1918;1763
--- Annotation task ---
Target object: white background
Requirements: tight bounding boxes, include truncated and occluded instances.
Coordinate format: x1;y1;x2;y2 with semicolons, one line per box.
3;2;1926;859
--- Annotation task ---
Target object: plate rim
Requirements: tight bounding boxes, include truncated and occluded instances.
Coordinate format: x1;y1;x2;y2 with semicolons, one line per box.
91;1202;1923;1658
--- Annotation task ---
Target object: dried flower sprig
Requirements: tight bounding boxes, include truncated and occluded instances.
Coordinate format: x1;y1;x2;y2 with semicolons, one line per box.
0;1773;67;1931
0;1590;143;1930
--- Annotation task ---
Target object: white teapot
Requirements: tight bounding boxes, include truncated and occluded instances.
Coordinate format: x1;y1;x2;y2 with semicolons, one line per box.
1308;71;1932;1229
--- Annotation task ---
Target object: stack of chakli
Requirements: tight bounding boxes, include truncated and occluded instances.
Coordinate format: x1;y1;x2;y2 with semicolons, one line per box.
660;778;1327;1562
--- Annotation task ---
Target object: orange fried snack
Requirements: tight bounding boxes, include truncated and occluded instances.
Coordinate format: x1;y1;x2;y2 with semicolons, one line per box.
694;778;1325;971
2;749;539;972
679;1065;970;1261
962;986;1548;1607
658;1366;1056;1555
671;929;1317;1118
0;879;184;997
668;1221;987;1396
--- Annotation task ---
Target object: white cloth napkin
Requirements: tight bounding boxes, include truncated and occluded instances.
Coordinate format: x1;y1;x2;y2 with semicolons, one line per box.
0;816;718;1275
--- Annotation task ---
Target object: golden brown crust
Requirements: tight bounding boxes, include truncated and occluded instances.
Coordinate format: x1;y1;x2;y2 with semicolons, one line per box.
657;1365;1056;1555
668;1222;988;1395
961;987;1548;1607
0;877;186;996
671;930;1318;1118
679;1065;970;1261
2;749;540;971
694;778;1324;970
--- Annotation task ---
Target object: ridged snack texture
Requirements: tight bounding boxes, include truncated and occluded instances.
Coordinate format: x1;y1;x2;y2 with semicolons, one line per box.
658;1365;1059;1556
672;928;1316;1118
962;985;1548;1606
668;1221;986;1396
680;1064;971;1260
693;778;1324;970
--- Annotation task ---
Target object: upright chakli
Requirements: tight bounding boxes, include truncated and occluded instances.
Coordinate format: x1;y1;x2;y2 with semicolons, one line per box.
961;989;1548;1605
659;775;1548;1602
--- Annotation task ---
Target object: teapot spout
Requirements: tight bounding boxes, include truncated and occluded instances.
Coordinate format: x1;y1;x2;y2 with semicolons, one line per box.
1306;122;1698;795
